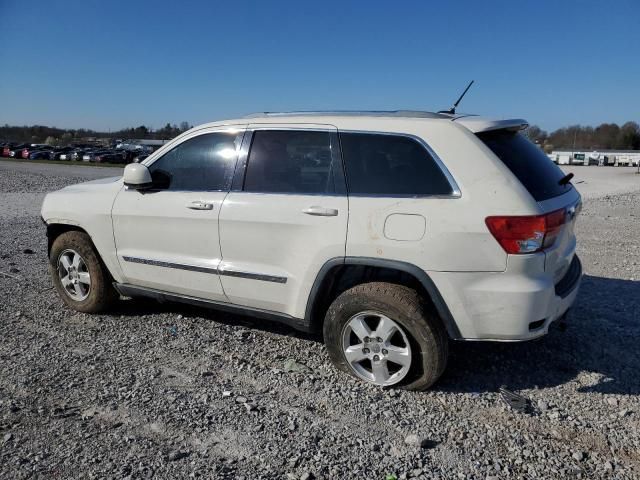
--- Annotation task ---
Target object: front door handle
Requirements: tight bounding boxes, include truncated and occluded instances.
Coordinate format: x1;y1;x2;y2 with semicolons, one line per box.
187;201;214;210
302;206;339;217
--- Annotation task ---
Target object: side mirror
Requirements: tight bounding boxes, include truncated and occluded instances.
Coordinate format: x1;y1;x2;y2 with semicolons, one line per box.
123;163;153;190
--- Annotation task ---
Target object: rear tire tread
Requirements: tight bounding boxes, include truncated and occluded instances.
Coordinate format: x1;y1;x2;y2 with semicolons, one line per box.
323;281;448;391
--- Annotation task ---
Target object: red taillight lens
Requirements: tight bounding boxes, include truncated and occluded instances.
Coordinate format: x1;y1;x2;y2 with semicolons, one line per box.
486;209;566;254
542;208;566;248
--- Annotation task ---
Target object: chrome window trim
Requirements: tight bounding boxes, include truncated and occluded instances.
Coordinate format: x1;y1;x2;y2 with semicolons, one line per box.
127;187;230;194
141;128;247;193
142;125;248;168
247;126;338;132
121;255;287;284
338;129;462;198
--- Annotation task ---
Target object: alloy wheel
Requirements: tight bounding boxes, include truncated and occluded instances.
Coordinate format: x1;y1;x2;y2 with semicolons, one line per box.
57;249;91;301
341;311;412;386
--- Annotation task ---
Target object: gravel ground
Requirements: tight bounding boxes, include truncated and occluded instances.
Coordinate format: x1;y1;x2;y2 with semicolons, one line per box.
0;161;639;480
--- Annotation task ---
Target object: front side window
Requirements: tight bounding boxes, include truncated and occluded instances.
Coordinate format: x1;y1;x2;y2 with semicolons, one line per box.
243;130;338;194
339;133;453;196
148;132;242;191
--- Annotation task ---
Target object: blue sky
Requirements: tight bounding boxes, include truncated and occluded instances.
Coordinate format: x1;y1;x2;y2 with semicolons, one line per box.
1;0;638;132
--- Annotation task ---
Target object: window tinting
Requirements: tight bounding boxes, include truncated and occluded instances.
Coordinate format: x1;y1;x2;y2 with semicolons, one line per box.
339;133;453;196
244;130;337;194
477;130;571;201
148;132;241;191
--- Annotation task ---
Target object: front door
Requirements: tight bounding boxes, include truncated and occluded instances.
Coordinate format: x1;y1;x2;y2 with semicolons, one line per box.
218;125;348;318
112;127;245;301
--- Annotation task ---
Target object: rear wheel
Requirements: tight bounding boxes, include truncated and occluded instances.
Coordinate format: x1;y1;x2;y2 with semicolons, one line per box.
323;282;448;390
49;231;118;313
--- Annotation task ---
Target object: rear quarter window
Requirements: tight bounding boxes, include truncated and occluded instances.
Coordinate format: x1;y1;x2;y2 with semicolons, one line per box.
339;132;453;196
477;130;572;201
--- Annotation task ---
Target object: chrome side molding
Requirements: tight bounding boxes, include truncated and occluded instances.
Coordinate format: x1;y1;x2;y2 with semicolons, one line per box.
121;256;287;284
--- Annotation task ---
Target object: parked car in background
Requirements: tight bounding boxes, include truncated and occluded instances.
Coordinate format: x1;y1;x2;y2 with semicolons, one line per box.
9;144;31;158
20;145;48;159
49;147;74;160
93;150;128;163
60;151;74;161
70;149;87;161
81;151;97;162
82;149;110;162
29;149;55;160
2;143;17;157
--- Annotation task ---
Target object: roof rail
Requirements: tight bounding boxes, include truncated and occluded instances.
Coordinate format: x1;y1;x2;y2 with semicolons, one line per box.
244;110;452;119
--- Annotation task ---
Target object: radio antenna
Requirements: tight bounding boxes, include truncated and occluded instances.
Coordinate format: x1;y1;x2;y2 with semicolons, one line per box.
440;80;474;115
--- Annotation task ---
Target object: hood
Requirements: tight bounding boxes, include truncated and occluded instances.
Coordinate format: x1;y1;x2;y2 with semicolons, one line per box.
60;176;122;192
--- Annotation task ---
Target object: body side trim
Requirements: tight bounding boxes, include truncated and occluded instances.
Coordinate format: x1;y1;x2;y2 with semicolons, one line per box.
218;268;288;284
122;255;219;274
121;255;287;283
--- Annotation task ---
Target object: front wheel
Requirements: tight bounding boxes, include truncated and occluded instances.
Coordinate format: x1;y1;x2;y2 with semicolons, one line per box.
323;282;448;390
49;231;119;313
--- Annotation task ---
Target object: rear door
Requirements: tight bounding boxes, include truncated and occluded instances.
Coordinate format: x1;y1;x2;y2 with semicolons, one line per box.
218;125;348;318
476;129;581;282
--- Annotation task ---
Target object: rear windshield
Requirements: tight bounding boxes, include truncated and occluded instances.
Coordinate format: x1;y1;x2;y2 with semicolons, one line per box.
477;130;572;201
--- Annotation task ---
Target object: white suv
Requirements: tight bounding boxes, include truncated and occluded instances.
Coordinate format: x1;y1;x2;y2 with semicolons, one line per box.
41;111;582;390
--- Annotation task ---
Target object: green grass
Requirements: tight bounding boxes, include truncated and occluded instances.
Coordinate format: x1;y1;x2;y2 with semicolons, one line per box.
0;157;123;168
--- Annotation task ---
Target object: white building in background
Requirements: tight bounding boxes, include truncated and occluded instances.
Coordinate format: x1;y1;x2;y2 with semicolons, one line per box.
549;149;640;166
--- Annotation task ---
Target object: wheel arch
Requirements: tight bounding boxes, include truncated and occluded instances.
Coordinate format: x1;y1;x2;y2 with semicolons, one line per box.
304;257;462;339
45;222;118;282
46;222;89;256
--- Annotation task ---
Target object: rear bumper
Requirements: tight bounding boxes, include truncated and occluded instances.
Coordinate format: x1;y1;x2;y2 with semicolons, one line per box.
429;254;582;341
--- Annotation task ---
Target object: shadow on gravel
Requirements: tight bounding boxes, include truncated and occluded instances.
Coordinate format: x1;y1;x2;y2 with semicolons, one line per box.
438;274;640;396
109;275;638;395
110;296;321;343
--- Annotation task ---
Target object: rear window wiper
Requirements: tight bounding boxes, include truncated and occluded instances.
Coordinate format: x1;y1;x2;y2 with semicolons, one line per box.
558;172;574;186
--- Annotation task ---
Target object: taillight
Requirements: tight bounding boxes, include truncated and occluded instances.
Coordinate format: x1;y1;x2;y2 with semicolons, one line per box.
485;208;566;254
542;209;565;248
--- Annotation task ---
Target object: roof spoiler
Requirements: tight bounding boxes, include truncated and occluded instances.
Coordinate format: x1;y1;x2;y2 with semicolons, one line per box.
453;116;529;133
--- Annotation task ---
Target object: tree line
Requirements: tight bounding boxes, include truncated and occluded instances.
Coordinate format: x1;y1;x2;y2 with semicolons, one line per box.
0;122;192;145
525;121;640;152
2;120;639;152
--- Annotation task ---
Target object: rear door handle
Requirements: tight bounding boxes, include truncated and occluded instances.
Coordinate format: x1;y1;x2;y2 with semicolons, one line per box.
302;206;339;217
187;201;214;210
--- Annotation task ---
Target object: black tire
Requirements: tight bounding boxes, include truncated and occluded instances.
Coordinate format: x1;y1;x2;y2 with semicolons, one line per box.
49;231;119;313
323;282;448;391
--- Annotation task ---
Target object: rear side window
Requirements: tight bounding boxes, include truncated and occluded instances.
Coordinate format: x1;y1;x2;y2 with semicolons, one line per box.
339;133;453;196
244;130;339;194
477;130;572;201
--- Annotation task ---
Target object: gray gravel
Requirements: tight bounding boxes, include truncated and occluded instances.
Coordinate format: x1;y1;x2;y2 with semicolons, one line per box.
0;161;639;479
